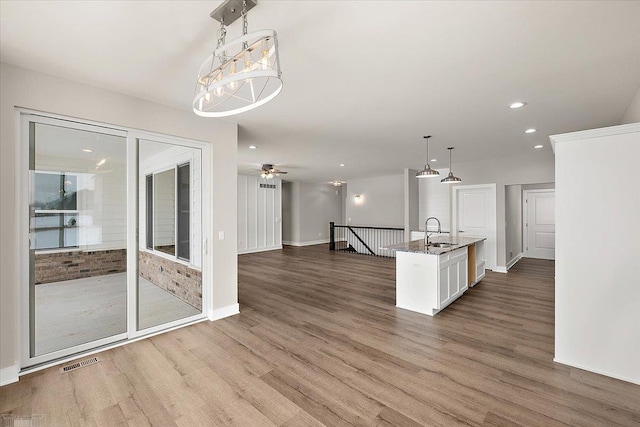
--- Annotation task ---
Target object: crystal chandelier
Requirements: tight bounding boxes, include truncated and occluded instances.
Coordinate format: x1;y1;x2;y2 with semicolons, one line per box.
193;0;283;117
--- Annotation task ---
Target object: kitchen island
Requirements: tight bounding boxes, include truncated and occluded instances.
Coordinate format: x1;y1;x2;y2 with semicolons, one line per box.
385;236;486;316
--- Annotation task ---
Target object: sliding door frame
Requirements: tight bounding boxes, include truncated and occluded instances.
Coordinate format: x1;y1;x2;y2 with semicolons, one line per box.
19;113;129;368
17;109;212;370
128;132;211;339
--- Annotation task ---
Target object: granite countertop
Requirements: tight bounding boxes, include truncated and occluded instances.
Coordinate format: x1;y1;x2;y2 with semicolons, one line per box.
384;235;486;255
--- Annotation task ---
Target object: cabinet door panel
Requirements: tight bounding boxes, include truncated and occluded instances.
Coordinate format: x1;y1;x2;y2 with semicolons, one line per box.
449;262;459;297
459;257;468;292
439;266;449;307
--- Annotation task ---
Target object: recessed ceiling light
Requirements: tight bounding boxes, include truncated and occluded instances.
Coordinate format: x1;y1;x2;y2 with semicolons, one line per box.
82;149;93;153
525;128;537;134
430;158;437;162
534;144;544;149
339;163;345;167
509;102;526;109
249;145;257;149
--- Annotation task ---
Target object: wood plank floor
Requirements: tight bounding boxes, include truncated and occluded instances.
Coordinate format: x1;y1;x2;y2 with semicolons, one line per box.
2;244;639;426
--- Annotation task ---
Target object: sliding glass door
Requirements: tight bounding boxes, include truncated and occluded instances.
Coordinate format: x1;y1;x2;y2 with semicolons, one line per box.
137;139;203;331
21;114;209;368
24;116;129;364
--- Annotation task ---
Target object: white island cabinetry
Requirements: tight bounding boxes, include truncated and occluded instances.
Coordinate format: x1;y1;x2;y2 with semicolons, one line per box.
388;236;486;316
396;247;468;316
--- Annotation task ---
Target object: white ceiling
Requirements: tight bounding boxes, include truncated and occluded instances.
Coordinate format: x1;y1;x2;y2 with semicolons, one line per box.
2;1;640;182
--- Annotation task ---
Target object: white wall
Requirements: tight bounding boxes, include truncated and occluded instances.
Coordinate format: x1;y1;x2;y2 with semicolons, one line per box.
418;152;555;269
298;182;342;244
282;181;294;243
621;84;640;124
418;175;453;232
282;181;342;246
237;175;282;253
0;63;238;382
505;184;522;266
552;123;640;385
404;169;419;241
346;174;404;227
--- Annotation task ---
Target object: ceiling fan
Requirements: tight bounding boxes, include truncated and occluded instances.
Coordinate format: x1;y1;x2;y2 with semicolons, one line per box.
258;163;288;179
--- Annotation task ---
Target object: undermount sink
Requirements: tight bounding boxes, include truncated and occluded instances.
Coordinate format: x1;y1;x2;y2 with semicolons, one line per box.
428;242;456;248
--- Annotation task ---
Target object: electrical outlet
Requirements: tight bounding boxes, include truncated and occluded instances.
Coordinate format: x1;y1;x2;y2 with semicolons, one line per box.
318;232;322;237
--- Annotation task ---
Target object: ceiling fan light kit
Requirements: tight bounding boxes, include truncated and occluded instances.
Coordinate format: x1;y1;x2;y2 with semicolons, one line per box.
194;0;283;118
260;163;287;179
416;135;440;179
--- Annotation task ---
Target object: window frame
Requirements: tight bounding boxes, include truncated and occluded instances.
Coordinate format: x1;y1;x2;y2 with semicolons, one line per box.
144;162;192;265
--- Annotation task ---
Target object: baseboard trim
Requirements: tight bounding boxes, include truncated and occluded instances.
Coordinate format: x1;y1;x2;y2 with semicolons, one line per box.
208;303;240;321
238;245;282;255
506;253;523;270
0;364;20;386
282;239;329;247
493;266;508;273
553;358;640;386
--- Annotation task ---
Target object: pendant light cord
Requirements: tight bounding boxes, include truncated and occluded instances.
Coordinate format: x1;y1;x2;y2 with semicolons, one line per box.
424;135;431;167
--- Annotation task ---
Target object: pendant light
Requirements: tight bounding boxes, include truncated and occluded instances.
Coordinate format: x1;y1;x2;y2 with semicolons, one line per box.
441;147;462;183
193;0;283;118
416;136;440;178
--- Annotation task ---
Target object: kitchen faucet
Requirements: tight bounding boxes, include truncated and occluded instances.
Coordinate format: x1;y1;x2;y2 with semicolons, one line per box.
424;217;441;246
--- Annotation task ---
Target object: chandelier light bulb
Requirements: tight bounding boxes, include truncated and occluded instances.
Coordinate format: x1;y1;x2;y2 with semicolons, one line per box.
244;50;252;72
213;73;225;97
260;40;269;70
204;91;212;102
227;61;238;90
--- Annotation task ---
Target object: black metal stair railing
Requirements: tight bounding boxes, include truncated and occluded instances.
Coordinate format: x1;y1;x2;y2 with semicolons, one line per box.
329;222;404;257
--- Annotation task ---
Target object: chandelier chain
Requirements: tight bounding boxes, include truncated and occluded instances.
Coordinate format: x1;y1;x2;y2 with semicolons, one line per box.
241;0;249;50
217;17;228;73
242;0;248;35
216;18;226;49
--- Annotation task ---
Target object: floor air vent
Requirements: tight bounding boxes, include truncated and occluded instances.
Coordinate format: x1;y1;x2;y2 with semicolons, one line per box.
59;356;100;373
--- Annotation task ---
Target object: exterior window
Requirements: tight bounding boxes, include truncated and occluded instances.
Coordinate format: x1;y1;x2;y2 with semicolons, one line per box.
32;172;79;250
146;174;153;250
146;164;190;262
177;163;190;261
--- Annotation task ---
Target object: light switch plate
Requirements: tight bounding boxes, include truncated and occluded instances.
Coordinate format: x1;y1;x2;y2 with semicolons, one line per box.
218;231;225;240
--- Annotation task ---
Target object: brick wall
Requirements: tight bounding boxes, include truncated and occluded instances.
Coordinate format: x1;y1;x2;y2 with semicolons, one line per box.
34;249;127;284
138;251;202;311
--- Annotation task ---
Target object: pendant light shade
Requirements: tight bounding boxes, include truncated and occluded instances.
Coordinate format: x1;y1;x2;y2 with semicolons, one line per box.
441;147;462;183
193;0;282;118
416;135;440;179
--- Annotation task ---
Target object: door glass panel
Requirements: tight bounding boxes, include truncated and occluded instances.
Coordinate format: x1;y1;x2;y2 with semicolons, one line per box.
153;169;176;256
138;140;202;330
29;122;127;357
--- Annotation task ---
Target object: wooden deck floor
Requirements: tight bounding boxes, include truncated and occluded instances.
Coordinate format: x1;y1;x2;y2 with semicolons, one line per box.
1;244;639;426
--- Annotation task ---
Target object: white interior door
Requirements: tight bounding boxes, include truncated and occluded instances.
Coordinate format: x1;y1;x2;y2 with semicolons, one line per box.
524;190;555;260
453;184;497;270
